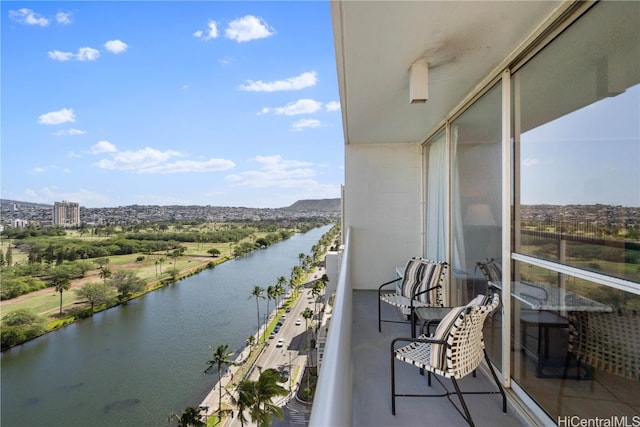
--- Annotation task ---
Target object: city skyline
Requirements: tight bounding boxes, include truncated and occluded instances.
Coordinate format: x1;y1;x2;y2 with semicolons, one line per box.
1;2;344;209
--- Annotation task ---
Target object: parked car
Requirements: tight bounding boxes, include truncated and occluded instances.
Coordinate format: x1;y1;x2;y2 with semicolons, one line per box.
269;333;275;339
276;338;284;348
295;319;301;326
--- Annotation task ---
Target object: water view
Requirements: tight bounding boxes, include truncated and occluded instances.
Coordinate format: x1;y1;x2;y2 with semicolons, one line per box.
0;225;332;427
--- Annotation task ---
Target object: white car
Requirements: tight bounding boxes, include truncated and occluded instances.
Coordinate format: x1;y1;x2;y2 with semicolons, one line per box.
295;319;302;326
276;338;284;348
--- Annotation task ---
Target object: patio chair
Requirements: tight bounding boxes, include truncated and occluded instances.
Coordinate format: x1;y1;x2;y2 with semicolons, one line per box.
378;257;448;337
476;258;568;377
562;309;639;381
391;293;506;427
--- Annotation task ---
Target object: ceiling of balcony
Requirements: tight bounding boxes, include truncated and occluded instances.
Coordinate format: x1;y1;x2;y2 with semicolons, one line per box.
331;0;562;145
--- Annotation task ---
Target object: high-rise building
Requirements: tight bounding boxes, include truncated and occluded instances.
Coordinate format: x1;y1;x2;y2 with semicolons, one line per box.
52;201;80;227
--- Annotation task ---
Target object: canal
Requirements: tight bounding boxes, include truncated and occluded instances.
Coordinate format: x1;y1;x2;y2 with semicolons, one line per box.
0;224;332;427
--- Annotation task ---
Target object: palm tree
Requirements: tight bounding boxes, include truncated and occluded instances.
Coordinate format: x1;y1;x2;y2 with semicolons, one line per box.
311;282;322;315
167;406;205;427
301;307;314;368
51;271;71;315
249;285;265;343
267;285;278;318
233;369;288;427
205;344;236;422
302;307;314;335
246;335;256;355
265;285;272;320
99;265;112;283
275;276;287;307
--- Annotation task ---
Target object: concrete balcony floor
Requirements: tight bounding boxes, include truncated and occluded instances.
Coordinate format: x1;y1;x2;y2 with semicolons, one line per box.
352;290;528;427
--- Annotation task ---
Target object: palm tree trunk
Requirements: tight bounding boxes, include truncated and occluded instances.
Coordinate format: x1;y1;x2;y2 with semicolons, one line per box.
255;297;260;344
218;365;223;422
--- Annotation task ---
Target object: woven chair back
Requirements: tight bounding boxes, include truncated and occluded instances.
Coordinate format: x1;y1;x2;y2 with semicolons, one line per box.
568;310;640;381
431;294;499;378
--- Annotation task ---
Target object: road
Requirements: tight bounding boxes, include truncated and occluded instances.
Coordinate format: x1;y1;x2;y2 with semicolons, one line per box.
202;268;324;427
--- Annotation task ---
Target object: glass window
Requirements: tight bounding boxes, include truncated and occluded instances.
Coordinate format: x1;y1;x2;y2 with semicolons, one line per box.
451;83;502;364
514;2;640;284
512;1;640;421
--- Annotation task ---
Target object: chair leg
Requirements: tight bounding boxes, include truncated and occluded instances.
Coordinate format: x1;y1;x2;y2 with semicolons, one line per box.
484;349;507;413
391;351;396;415
378;295;382;333
410;308;416;338
451;377;474;427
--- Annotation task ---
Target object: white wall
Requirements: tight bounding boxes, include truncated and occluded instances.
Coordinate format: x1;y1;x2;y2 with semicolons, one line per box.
344;143;422;290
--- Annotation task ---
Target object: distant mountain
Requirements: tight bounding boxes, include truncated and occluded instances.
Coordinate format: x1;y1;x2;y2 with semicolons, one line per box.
1;198;342;213
1;199;52;209
285;198;341;212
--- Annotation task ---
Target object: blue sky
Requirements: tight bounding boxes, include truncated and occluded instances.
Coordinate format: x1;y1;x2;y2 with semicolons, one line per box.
1;1;344;208
521;84;640;207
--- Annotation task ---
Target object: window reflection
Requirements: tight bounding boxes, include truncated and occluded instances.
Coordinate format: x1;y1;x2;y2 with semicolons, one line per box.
512;1;640;420
511;262;640;420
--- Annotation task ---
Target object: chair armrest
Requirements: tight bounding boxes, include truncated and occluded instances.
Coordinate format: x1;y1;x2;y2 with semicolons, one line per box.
424;319;442;335
410;285;442;308
378;277;402;294
391;336;447;351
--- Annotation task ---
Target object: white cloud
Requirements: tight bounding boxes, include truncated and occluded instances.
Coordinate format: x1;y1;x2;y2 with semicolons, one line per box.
56;11;72;24
523;158;539;167
77;47;100;61
90;141;117;154
89;142;234;175
33;167;46;173
225;15;275;42
48;50;74;61
49;47;100;61
104;40;128;54
39;108;75;125
181;84;190;90
239;71;317;92
8;8;49;26
94;147;183;171
291;118;321;131
225;155;317;189
218;56;235;65
54;128;86;136
325;101;341;112
260;99;322;116
138;158;235;174
194;20;218;40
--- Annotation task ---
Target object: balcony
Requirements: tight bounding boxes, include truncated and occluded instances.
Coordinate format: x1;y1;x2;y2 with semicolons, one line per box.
310;228;531;426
